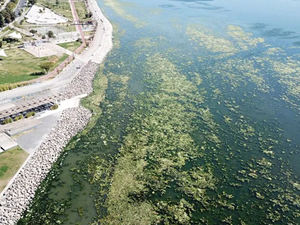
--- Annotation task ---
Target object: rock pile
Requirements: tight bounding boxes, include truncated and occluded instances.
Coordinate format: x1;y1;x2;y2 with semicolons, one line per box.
62;62;99;100
0;107;92;225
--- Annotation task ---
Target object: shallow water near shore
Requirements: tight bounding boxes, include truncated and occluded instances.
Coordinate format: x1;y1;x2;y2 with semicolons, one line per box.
18;0;300;224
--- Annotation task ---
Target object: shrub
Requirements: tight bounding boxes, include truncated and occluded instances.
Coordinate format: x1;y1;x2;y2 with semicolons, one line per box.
3;117;13;124
14;115;23;121
29;29;37;34
25;111;35;118
50;104;58;110
39;61;54;73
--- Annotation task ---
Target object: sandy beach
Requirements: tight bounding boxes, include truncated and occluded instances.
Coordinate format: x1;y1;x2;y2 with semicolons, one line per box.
0;0;113;223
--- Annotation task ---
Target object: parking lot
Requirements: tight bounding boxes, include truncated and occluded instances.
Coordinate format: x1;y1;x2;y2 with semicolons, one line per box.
0;94;63;124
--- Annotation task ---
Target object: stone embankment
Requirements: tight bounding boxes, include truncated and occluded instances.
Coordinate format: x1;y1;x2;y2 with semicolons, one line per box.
0;107;92;225
62;62;99;100
0;61;99;225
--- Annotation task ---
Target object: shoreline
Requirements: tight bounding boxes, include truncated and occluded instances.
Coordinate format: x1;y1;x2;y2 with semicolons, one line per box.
0;0;113;223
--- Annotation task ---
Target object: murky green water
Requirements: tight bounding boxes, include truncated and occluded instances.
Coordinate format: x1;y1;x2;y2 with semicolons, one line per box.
18;0;300;224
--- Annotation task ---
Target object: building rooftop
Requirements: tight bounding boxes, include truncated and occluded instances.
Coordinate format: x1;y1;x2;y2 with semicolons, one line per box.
0;94;63;120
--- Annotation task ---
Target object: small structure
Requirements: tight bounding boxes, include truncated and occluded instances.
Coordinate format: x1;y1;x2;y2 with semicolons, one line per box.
0;133;18;151
0;49;7;57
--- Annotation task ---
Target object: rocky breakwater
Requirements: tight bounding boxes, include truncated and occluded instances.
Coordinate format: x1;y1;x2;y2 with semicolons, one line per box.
0;61;101;224
62;61;99;100
0;107;92;225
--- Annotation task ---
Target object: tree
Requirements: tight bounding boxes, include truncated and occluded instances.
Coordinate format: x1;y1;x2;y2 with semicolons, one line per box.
39;61;54;74
47;30;54;38
28;0;36;5
0;14;4;28
0;41;2;48
30;29;37;34
56;0;59;6
6;2;16;12
1;10;12;23
85;12;92;18
8;10;15;21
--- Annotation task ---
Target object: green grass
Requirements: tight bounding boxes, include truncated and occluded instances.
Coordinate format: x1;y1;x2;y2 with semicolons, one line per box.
37;0;73;20
58;41;82;52
74;1;88;21
0;48;68;85
55;53;69;65
0;166;8;177
0;29;35;49
0;147;29;192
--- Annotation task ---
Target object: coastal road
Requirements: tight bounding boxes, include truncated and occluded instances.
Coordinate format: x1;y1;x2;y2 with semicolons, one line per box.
82;0;113;64
0;0;112;105
0;58;84;104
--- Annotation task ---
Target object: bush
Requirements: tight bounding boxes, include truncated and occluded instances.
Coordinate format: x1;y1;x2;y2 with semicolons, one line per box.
85;12;92;18
25;111;35;118
6;2;16;12
3;117;13;124
0;83;27;92
30;29;37;34
39;61;54;74
50;104;58;110
28;0;36;5
47;30;54;38
14;115;23;121
3;37;18;43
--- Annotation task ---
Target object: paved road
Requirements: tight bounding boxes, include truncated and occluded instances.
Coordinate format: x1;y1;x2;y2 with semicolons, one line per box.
14;0;26;16
80;0;113;64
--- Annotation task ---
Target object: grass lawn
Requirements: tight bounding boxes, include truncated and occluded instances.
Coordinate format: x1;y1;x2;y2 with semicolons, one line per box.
1;30;35;49
58;41;82;52
37;0;73;20
74;1;88;21
0;147;29;192
0;48;68;85
84;30;94;36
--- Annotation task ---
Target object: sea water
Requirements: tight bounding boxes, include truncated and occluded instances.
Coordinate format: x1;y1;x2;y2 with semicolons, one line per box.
18;0;300;224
